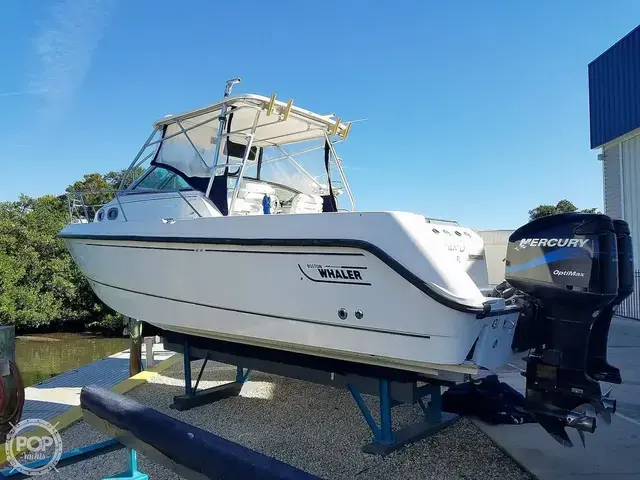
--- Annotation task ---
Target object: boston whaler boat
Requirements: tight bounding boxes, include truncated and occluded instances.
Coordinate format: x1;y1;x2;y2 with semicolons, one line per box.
60;78;631;446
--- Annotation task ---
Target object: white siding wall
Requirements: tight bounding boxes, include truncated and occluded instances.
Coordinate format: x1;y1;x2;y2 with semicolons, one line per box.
621;134;640;258
476;230;514;286
603;143;623;219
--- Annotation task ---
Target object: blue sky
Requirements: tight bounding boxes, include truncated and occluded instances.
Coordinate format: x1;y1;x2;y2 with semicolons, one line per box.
1;1;639;229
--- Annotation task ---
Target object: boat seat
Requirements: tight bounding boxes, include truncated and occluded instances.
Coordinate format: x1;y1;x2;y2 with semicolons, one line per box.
230;181;277;215
289;193;323;214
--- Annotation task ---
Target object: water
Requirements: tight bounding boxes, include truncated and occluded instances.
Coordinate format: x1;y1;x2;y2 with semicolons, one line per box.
15;333;129;387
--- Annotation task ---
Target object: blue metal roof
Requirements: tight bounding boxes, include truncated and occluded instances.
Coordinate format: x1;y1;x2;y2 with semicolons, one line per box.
589;25;640;148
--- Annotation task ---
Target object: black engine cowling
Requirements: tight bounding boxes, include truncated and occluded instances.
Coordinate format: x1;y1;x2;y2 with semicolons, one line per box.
586;219;634;384
503;212;629;446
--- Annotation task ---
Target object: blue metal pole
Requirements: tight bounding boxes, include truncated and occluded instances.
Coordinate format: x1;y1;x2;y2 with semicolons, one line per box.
128;448;137;474
235;367;251;383
426;386;443;423
104;448;148;480
417;385;443;423
183;340;192;396
347;384;381;438
193;353;210;394
378;379;394;444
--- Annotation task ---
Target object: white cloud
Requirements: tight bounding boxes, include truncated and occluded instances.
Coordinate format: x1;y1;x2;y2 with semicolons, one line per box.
29;0;116;121
0;89;48;98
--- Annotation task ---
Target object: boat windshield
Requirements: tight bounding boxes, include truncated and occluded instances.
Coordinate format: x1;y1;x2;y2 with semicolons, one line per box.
133;166;191;192
129;137;343;201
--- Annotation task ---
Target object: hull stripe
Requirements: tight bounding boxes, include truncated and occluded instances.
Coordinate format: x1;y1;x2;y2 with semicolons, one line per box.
79;242;364;256
60;233;495;317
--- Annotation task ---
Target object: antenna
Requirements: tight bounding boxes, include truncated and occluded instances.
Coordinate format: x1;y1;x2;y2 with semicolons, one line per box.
224;78;242;97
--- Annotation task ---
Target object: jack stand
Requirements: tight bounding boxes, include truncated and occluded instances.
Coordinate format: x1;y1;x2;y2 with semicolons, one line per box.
103;449;148;480
171;339;251;411
348;380;457;455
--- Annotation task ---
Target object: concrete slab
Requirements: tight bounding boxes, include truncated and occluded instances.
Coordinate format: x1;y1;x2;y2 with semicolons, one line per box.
22;343;175;425
474;317;640;479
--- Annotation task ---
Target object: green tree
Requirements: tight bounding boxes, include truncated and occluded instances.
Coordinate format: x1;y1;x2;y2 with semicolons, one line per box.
66;173;114;220
0;168;136;332
104;167;146;190
65;168;144;222
528;200;600;222
0;195;87;329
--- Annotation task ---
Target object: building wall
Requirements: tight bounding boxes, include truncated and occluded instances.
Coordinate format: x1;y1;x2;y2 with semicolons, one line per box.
476;230;514;286
603;143;623;219
603;132;640;259
590;24;640;300
621;134;640;257
589;25;640;149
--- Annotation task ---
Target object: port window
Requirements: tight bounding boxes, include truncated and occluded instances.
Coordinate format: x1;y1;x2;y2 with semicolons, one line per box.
432;228;440;234
443;230;451;235
455;231;462;236
107;208;119;220
464;232;471;237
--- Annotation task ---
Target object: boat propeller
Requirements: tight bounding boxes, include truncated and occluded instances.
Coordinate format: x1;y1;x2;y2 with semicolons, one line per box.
529;396;618;448
533;388;617;448
520;353;620;449
590;387;616;426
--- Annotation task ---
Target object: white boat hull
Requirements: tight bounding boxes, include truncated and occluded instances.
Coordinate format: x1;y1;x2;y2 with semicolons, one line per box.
61;209;519;373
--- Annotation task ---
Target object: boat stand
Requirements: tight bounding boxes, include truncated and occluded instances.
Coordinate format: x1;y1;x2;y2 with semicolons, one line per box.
165;332;459;455
348;379;456;455
104;448;148;480
171;340;252;411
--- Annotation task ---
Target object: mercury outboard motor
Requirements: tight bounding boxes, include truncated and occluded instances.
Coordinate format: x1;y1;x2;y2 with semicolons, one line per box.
505;213;621;447
587;219;633;386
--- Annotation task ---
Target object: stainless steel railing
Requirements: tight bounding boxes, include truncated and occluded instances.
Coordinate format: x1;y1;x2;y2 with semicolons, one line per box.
65;189;203;224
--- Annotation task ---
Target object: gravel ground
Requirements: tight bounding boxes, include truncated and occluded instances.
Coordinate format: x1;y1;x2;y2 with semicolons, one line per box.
37;360;533;480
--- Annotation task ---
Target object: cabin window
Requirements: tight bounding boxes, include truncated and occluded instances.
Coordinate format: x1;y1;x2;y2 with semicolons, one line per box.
132;167;191;191
432;228;440;234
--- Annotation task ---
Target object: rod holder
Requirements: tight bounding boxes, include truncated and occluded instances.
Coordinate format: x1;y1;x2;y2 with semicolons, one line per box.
330;117;342;136
283;99;293;120
341;122;352;140
266;93;277;115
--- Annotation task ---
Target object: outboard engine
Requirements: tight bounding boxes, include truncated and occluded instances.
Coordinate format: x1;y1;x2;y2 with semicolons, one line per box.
505;213;626;447
587;219;633;385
